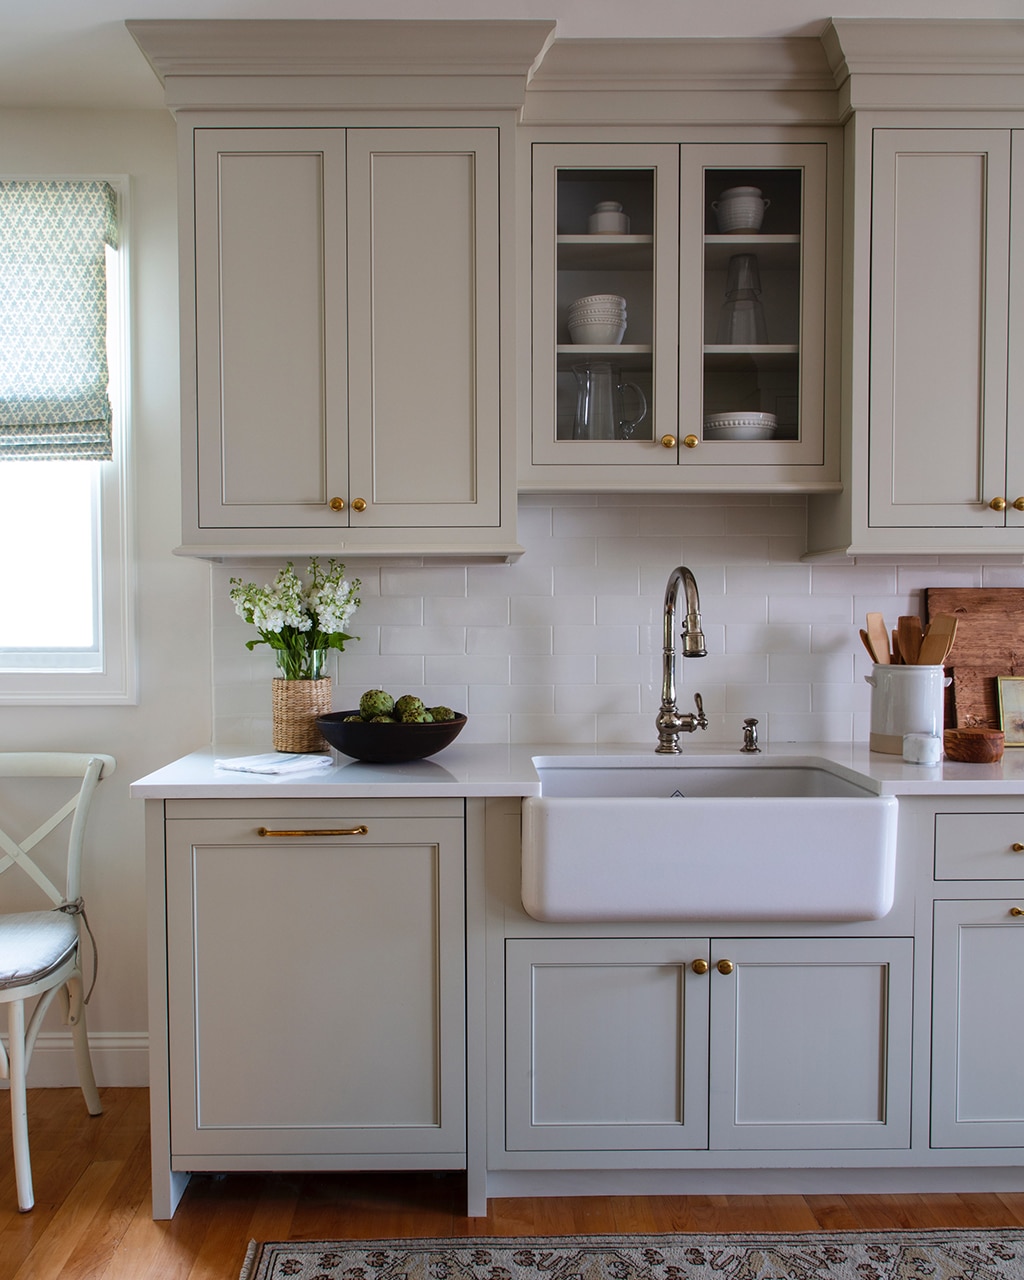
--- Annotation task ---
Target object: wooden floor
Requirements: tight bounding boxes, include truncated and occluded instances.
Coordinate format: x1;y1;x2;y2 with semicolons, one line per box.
2;1090;1024;1280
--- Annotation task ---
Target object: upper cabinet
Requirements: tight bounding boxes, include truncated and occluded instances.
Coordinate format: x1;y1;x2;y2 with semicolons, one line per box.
192;125;502;545
523;136;840;494
807;19;1024;558
128;18;556;562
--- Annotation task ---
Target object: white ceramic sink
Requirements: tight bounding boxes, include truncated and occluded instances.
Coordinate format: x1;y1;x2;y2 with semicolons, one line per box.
521;755;898;923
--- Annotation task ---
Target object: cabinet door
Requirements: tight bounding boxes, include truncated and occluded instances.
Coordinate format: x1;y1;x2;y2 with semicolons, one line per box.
528;142;681;472
1007;131;1024;519
932;899;1024;1148
504;938;710;1151
683;141;833;479
868;129;1013;530
346;128;502;529
708;937;913;1150
194;129;349;529
165;814;465;1158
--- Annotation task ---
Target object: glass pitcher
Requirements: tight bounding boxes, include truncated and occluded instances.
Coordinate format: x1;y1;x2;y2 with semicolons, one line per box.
572;363;648;441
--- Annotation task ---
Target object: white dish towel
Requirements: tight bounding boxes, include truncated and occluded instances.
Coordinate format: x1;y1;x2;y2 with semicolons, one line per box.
214;752;334;775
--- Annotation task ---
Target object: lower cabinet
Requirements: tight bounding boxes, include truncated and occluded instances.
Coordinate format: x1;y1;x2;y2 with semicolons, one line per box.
505;935;913;1154
931;898;1024;1148
162;803;466;1161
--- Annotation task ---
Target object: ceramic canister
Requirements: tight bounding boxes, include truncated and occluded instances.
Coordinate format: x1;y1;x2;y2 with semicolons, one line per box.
864;664;951;755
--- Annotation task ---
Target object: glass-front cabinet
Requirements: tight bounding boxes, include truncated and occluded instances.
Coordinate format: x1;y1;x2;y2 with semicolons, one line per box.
524;138;839;491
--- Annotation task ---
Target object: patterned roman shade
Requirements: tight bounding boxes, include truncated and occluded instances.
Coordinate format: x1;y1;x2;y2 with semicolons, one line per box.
0;180;118;461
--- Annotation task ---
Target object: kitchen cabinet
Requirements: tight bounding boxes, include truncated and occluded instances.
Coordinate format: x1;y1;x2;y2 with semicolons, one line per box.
150;797;466;1214
187;126;513;558
866;129;1022;538
504;934;912;1154
521;137;841;493
931;898;1024;1149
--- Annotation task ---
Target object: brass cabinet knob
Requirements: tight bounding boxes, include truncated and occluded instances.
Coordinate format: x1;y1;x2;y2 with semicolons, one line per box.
1013;843;1024;853
1014;498;1024;512
691;958;709;975
1011;906;1024;917
329;497;345;512
990;496;1008;511
716;958;735;975
351;498;367;512
682;434;699;449
661;434;677;449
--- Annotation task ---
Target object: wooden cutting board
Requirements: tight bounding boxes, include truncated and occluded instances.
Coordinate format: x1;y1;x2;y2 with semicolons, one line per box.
925;588;1024;728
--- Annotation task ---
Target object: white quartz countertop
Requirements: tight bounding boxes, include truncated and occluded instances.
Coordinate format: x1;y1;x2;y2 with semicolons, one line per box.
130;740;1024;799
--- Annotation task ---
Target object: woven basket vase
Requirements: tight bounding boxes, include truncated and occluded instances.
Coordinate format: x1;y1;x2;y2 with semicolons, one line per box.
271;677;332;752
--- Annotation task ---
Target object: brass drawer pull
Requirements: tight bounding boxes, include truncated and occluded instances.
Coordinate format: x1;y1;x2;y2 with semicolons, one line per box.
256;826;369;838
1010;906;1024;918
691;958;709;974
716;958;735;975
1012;843;1024;853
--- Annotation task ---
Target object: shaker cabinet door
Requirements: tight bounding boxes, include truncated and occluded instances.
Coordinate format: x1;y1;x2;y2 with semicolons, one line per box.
868;129;1013;531
193;129;349;529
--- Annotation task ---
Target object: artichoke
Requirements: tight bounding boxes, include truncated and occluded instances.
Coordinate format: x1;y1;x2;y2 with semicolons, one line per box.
370;714;396;723
359;688;394;720
393;694;425;719
428;705;456;722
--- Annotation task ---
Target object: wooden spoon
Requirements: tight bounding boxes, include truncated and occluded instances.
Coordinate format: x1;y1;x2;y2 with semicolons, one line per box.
859;628;878;662
897;615;923;665
917;613;957;665
865;612;890;664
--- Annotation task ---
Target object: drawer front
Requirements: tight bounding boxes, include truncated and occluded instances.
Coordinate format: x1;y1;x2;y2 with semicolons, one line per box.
934;812;1024;880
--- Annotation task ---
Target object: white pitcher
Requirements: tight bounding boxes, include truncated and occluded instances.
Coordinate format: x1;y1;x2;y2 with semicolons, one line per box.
865;664;951;755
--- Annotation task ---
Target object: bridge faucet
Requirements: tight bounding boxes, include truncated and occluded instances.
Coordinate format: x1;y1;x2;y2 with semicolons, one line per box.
655;565;708;754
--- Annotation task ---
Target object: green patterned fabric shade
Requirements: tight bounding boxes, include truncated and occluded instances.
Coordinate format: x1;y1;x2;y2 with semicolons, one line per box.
0;180;118;461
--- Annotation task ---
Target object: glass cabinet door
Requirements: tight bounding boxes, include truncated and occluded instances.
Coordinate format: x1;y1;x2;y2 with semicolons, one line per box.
680;142;830;470
530;143;680;467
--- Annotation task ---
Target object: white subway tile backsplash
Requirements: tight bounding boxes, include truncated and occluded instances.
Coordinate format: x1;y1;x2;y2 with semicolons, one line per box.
210;496;1024;750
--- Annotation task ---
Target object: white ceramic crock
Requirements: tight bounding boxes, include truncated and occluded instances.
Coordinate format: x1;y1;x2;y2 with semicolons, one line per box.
864;664;951;755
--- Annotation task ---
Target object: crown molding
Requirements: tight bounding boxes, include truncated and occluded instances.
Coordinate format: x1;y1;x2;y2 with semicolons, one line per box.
126;19;556;113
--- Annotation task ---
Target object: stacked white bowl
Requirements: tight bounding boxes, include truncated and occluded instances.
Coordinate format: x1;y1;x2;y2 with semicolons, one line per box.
567;293;627;345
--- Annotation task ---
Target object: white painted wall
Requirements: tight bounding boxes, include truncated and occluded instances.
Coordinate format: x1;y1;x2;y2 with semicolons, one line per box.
0;108;211;1085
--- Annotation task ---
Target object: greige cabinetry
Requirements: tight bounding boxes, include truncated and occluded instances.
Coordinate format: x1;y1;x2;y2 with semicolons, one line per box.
931;809;1024;1148
504;934;912;1156
148;797;466;1216
522;136;841;493
189;126;511;556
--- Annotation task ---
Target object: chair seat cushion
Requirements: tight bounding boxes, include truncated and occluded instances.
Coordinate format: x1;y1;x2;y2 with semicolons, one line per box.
0;910;78;990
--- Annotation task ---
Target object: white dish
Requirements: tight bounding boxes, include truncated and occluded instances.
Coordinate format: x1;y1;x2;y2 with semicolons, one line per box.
703;424;775;440
568;320;627;345
704;411;777;441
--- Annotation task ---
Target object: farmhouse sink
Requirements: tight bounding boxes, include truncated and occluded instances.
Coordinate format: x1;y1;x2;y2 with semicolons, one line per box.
521;755;898;923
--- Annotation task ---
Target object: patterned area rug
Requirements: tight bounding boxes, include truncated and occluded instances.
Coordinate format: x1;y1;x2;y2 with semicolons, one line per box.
239;1230;1024;1280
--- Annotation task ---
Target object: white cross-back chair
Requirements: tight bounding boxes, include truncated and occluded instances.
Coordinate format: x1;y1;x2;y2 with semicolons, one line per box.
0;752;116;1212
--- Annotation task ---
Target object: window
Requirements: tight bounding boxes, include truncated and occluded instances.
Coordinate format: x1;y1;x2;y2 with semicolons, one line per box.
0;177;135;704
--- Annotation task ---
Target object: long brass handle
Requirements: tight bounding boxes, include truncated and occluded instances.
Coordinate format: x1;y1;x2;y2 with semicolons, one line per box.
256;826;369;838
716;958;735;975
691;958;709;974
1011;906;1024;917
990;496;1008;511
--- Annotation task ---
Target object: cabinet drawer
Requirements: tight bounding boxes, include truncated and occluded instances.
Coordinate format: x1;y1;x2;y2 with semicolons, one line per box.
934;812;1024;879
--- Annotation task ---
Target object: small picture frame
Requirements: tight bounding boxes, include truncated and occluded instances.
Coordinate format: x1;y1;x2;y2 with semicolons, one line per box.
997;676;1024;746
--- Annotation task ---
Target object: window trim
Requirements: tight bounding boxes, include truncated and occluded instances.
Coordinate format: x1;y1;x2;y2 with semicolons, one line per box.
0;174;136;706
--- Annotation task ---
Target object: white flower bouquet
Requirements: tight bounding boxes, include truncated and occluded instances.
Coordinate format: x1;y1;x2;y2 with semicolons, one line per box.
229;559;361;680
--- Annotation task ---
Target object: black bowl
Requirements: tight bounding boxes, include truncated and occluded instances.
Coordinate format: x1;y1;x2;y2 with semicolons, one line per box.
317;711;467;764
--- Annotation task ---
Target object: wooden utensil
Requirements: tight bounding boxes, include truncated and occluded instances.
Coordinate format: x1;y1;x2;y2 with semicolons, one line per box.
866;612;890;664
917;613;957;665
897;615;923;665
859;628;878;662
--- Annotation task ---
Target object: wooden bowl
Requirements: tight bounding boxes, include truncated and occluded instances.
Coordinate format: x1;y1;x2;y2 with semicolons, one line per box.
317;711;466;763
943;727;1005;764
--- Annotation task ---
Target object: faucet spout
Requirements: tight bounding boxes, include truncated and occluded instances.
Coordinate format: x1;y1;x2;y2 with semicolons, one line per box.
656;565;708;754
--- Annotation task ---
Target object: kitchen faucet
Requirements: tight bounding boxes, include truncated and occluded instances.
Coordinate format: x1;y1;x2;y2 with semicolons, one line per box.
656;565;708;753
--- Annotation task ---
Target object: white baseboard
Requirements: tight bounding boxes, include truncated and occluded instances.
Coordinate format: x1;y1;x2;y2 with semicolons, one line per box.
0;1031;149;1089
